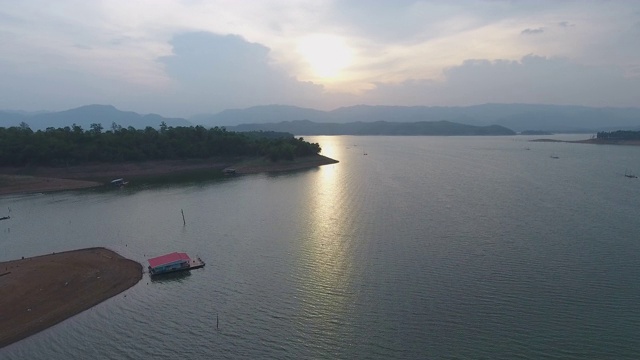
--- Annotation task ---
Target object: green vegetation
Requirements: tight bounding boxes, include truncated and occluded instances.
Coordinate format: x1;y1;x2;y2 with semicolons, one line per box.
596;130;640;140
0;122;321;167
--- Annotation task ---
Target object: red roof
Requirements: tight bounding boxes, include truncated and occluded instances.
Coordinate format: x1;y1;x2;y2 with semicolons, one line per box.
148;252;191;268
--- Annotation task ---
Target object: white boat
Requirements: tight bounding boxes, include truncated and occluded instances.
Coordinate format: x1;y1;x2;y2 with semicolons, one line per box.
110;178;129;187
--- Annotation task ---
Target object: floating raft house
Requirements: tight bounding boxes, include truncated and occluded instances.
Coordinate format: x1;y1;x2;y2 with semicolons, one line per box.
147;252;205;276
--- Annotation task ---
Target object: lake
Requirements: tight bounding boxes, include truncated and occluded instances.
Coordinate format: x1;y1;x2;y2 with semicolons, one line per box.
1;135;640;359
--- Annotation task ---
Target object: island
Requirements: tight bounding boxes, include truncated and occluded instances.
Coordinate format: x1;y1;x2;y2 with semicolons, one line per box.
0;248;142;348
0;124;338;195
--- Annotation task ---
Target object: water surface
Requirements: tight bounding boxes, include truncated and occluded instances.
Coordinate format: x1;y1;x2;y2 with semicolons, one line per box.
2;135;640;359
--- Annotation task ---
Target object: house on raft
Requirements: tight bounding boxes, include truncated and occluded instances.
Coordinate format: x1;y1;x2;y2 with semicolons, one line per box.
147;252;205;276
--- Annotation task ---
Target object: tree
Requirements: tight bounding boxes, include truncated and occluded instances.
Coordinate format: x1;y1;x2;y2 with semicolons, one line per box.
19;122;32;132
90;123;103;134
0;124;321;166
159;121;168;133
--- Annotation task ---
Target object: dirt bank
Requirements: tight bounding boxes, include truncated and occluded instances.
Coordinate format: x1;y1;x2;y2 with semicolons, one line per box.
0;155;338;196
0;175;100;196
0;248;142;348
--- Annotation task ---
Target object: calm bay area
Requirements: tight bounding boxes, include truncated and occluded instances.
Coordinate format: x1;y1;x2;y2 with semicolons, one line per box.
1;135;639;359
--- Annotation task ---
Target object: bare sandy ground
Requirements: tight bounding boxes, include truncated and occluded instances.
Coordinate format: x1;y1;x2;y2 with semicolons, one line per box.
0;175;100;196
0;248;142;348
0;155;338;196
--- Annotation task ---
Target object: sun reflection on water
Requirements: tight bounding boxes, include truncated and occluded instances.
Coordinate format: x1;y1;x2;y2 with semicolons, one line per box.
295;137;355;333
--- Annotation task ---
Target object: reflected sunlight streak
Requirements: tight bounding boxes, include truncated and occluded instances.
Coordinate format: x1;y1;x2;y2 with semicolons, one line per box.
296;138;354;329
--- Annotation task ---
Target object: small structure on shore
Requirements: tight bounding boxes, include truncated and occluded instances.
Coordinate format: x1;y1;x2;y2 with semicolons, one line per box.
147;252;205;276
110;178;129;187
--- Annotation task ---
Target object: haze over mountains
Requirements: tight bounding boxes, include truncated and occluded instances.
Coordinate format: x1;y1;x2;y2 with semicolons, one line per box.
194;104;640;133
2;103;640;134
0;105;190;131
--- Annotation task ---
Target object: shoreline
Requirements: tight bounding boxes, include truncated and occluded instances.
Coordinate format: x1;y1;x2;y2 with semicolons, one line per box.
530;138;640;146
0;154;338;196
0;248;142;348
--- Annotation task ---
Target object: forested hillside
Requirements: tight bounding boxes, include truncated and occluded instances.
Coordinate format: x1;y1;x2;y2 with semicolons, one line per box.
596;130;640;140
0;122;320;166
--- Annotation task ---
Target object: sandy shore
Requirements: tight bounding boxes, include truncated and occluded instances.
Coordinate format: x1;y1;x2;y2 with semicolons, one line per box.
0;248;142;348
0;155;338;196
0;175;100;196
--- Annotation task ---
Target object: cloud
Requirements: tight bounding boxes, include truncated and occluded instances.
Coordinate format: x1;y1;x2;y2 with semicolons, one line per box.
521;27;544;35
1;1;640;114
355;55;640;108
156;32;326;115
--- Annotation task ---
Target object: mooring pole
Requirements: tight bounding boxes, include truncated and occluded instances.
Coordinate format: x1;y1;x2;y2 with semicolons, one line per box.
181;209;186;226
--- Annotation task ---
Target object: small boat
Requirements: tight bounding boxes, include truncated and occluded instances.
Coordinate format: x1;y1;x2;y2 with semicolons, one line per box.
110;178;129;187
624;169;638;178
0;215;9;221
550;155;559;159
223;168;236;175
147;252;205;276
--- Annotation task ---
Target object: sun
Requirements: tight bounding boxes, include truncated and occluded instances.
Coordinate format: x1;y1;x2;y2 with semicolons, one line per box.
297;35;353;79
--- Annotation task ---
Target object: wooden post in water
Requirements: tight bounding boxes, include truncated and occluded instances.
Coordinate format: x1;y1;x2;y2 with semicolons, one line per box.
181;209;186;226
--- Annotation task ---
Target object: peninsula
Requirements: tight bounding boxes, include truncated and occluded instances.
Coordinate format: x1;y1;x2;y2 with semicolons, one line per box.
0;154;338;196
0;125;338;195
0;248;142;348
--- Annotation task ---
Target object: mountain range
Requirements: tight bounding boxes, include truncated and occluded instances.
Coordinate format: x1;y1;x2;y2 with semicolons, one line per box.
2;103;640;134
0;105;191;131
192;104;640;132
226;120;515;136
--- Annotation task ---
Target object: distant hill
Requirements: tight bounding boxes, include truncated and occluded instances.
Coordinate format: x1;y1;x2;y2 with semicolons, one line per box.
225;120;516;136
192;104;640;133
190;105;328;127
4;103;640;134
0;105;192;130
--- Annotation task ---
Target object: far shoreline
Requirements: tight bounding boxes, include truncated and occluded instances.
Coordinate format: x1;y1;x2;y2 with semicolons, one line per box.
0;154;339;196
530;138;640;146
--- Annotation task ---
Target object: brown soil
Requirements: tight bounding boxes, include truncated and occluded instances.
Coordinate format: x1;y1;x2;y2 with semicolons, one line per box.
0;248;142;348
0;159;233;182
0;175;100;196
0;155;339;196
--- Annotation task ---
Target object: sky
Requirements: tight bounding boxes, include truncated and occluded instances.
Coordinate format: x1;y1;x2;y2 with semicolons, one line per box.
1;0;639;117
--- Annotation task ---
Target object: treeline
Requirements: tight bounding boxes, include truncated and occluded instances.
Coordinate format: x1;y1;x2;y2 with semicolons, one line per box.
596;130;640;140
0;122;321;167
